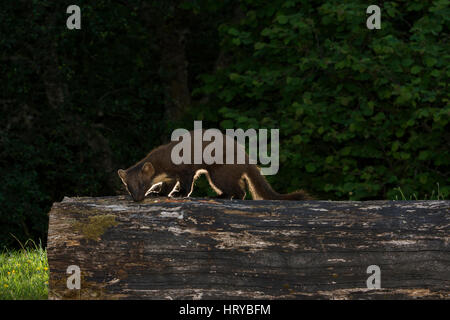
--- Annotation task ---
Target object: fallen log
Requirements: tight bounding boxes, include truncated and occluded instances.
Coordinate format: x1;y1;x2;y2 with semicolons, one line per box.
46;196;450;299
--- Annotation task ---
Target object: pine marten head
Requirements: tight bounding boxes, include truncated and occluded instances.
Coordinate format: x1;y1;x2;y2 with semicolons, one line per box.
117;162;154;202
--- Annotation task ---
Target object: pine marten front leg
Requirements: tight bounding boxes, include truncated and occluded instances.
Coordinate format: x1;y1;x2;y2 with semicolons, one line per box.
169;171;196;198
156;180;178;197
143;180;177;197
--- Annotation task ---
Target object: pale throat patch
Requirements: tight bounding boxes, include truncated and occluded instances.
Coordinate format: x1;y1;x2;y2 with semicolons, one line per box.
152;173;168;184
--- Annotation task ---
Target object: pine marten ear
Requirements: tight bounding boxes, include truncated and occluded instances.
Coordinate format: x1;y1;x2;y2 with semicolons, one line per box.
141;162;155;177
117;169;127;182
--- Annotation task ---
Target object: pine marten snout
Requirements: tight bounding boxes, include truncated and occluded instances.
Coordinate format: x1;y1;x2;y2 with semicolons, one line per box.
117;130;311;202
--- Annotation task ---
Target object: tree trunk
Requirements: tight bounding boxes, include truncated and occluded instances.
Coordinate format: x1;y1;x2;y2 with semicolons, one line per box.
47;196;450;300
159;22;191;124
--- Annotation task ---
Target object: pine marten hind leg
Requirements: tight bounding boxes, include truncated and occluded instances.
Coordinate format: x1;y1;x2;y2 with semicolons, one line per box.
209;167;246;200
170;172;195;198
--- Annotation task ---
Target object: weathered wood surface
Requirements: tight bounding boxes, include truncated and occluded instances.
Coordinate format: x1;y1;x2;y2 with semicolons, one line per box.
47;196;450;300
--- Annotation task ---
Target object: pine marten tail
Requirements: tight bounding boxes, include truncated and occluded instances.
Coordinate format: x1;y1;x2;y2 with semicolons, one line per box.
243;165;312;200
277;189;313;200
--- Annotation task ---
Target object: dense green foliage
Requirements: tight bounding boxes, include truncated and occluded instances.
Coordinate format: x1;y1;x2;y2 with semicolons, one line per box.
0;1;448;249
191;0;449;200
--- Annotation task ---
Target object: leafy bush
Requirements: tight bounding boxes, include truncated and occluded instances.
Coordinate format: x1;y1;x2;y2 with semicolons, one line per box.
191;0;449;200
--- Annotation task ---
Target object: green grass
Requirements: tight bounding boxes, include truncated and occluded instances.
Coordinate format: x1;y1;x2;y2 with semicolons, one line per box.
392;183;446;201
0;240;48;300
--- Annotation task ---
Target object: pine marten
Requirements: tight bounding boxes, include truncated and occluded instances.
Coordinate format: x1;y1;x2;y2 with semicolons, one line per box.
118;130;311;202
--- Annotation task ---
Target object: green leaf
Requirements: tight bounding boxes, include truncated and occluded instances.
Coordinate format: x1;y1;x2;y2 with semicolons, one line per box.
411;66;422;74
220;120;234;129
292;135;302;144
232;38;241;46
430;69;441;77
305;163;316;172
228;28;239;36
391;141;400;152
277;15;289;24
254;42;265;50
424;57;437;67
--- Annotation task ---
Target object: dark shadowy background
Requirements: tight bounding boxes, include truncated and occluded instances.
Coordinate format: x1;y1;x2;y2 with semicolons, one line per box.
0;0;448;249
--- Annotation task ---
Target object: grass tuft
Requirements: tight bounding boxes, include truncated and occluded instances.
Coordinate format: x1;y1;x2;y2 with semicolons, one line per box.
0;239;48;300
393;183;446;200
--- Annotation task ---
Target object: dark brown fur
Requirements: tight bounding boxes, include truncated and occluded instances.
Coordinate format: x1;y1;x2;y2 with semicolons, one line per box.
118;130;312;202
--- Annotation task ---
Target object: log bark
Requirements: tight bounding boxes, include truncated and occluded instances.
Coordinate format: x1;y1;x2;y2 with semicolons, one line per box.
47;196;450;300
